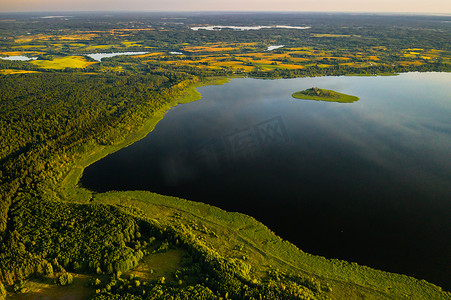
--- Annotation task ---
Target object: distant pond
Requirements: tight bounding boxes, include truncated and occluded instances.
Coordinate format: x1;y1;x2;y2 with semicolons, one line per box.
81;72;451;289
0;55;37;61
85;52;148;61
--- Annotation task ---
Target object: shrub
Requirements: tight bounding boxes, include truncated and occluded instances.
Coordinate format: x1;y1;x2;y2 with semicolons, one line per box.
57;272;73;286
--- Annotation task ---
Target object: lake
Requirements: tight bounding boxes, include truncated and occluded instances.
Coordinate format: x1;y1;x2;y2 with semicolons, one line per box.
85;52;148;62
0;56;37;61
81;72;451;289
191;25;311;31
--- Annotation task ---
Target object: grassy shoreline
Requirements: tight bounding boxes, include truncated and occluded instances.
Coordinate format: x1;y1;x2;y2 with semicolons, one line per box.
57;77;229;203
56;77;450;299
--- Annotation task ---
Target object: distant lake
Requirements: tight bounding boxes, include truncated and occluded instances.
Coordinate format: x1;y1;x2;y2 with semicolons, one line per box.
81;73;451;289
191;25;311;31
0;56;37;61
266;45;285;51
85;52;148;62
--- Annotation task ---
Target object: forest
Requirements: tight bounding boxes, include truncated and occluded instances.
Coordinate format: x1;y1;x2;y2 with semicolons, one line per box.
0;12;450;299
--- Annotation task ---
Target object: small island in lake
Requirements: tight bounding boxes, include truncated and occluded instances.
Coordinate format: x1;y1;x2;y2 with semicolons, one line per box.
292;87;360;103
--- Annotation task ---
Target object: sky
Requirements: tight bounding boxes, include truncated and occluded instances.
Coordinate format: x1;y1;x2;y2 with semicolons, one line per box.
1;0;451;14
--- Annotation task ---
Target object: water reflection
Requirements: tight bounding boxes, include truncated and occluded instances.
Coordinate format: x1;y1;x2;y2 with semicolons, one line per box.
85;52;148;61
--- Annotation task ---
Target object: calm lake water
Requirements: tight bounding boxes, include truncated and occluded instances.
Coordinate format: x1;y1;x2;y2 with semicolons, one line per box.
85;52;148;62
0;56;37;61
81;72;451;289
191;25;311;31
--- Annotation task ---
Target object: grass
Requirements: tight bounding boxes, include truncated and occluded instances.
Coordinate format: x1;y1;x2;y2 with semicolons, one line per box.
30;56;96;69
345;73;399;77
398;61;424;66
85;45;114;51
311;34;358;38
11;45;47;49
122;41;142;47
8;274;95;300
292;87;359;103
129;249;186;281
89;190;449;299
184;46;237;52
57;34;98;40
69;43;88;47
0;51;44;56
52;78;451;299
0;69;40;75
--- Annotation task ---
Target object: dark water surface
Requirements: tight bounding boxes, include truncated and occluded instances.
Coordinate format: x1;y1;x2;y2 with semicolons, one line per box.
81;73;451;289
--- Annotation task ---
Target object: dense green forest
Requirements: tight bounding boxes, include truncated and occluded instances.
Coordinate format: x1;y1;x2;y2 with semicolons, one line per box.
0;12;450;299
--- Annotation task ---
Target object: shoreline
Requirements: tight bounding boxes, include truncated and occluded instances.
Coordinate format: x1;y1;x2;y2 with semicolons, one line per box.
55;74;449;298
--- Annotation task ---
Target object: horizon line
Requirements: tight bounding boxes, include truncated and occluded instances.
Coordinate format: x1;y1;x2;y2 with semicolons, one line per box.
1;10;451;16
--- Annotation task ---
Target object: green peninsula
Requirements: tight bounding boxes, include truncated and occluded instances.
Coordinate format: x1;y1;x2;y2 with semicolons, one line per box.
292;87;360;103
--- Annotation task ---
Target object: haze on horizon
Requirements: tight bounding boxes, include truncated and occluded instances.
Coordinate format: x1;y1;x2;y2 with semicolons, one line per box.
1;0;451;14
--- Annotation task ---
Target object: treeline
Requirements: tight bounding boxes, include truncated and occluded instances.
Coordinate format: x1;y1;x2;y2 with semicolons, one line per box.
0;198;143;285
0;71;195;232
246;63;451;79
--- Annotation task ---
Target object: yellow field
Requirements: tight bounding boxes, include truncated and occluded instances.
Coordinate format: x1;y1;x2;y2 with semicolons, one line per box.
15;34;47;42
134;52;165;58
184;46;237;52
14;38;34;43
14;33;96;42
404;48;424;51
99;66;124;73
278;64;304;69
397;61;424;66
287;47;312;51
0;69;40;75
31;56;96;69
237;42;258;46
289;57;311;62
57;34;98;40
340;62;359;67
111;28;155;33
85;45;113;50
209;61;255;71
311;34;357;38
326;56;351;61
12;45;47;49
180;43;261;53
69;43;87;47
0;51;44;56
122;41;142;47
